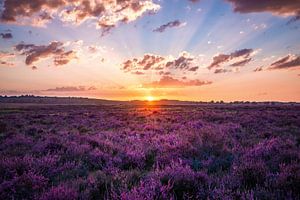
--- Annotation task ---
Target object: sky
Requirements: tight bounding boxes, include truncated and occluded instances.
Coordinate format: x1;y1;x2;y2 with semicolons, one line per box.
0;0;300;102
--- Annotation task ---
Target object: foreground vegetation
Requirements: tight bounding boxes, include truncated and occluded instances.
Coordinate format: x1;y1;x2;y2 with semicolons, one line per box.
0;103;299;199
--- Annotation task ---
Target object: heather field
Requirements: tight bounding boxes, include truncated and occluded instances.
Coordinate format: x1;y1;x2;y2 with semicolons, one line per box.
0;103;299;200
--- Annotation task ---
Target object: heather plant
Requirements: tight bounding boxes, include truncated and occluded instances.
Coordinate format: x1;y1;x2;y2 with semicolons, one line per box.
0;104;299;199
155;161;209;199
275;162;300;197
0;121;6;133
0;171;48;200
39;185;78;200
233;159;267;189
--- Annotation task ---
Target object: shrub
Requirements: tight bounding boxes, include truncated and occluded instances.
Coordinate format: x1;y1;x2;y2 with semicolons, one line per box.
158;162;209;199
0;171;48;200
39;185;78;200
234;160;267;189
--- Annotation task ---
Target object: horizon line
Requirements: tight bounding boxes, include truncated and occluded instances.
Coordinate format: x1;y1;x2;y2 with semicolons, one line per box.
1;94;299;104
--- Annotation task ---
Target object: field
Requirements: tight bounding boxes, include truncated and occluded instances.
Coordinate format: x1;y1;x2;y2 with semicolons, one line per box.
0;103;299;200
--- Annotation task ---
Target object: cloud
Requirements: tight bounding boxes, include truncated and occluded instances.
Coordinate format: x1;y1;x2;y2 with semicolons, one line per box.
0;51;14;58
132;71;145;75
54;50;77;66
31;66;38;70
226;0;300;21
208;48;254;69
0;61;14;66
15;41;77;66
165;52;199;71
45;86;97;92
96;1;161;36
0;32;12;39
268;54;300;70
230;58;252;67
88;45;103;54
153;20;186;33
214;68;231;74
144;75;212;88
0;0;60;26
122;51;199;75
121;52;209;88
0;0;160;34
122;54;165;72
253;66;264;72
0;51;14;66
287;15;300;24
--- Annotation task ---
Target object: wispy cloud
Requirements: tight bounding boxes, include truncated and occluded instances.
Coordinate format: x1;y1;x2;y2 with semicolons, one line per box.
0;51;14;67
253;66;264;72
268;54;300;70
214;68;231;74
208;49;255;69
143;75;212;88
153;20;186;33
15;41;77;66
44;86;97;92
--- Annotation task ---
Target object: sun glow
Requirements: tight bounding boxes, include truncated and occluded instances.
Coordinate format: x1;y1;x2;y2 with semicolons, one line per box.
146;96;155;101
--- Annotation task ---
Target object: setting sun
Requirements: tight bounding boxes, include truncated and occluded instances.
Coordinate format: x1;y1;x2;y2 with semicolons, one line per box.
146;96;155;101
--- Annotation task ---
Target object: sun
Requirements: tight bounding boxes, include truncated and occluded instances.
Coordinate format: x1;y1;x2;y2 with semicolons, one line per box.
146;96;155;101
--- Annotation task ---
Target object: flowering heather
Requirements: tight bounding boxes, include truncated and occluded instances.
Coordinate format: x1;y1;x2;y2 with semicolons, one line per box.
0;103;299;199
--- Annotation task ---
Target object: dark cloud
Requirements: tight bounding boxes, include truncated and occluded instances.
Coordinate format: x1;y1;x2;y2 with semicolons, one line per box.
0;32;12;39
132;71;145;75
15;41;77;66
122;54;165;72
287;16;300;25
268;54;300;70
230;58;252;67
165;52;199;71
31;66;38;70
97;22;116;37
214;69;231;74
226;0;300;21
54;51;77;66
144;75;212;88
208;54;230;69
253;66;263;72
208;48;254;69
45;86;97;92
122;52;199;75
153;20;186;33
0;0;60;26
138;54;165;70
0;61;14;66
0;0;160;34
188;66;199;71
158;71;171;76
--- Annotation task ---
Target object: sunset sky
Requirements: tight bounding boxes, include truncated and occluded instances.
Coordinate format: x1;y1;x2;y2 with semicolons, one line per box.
0;0;300;101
